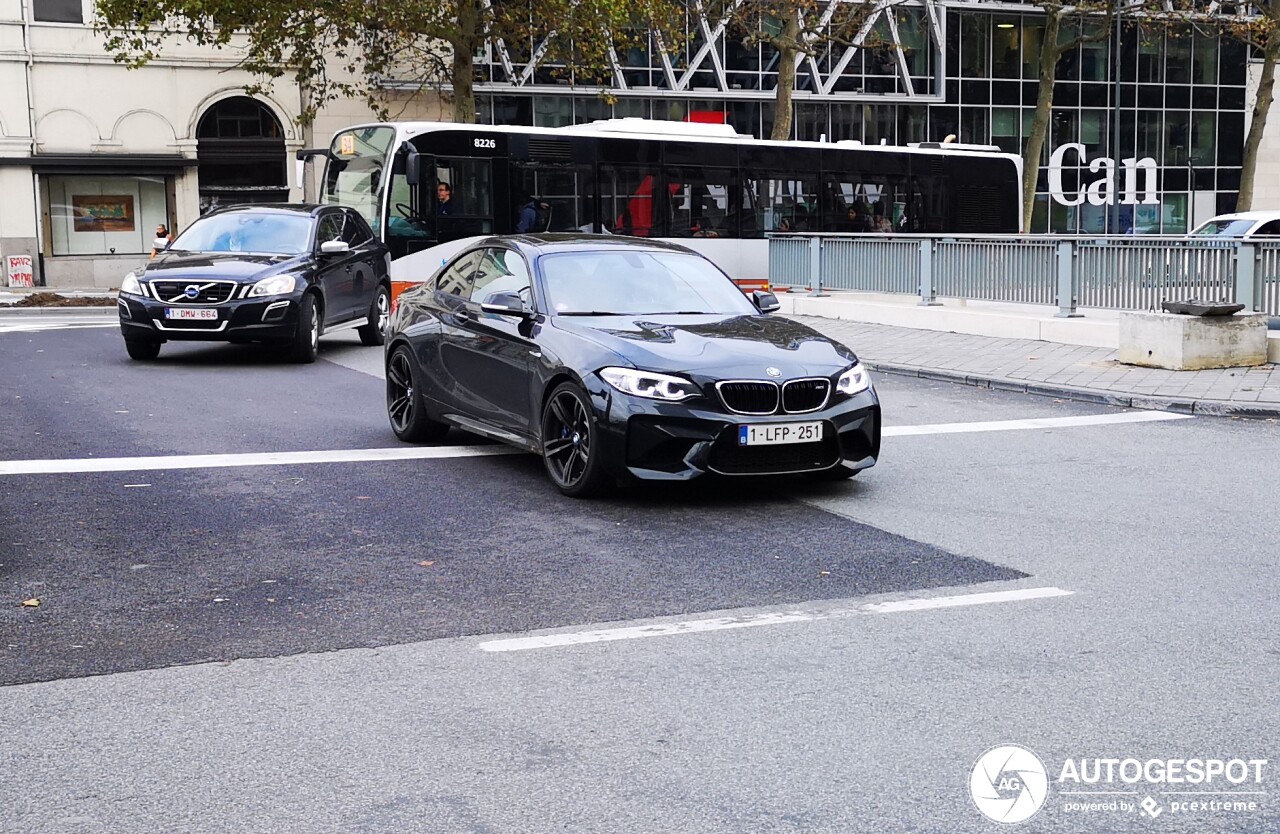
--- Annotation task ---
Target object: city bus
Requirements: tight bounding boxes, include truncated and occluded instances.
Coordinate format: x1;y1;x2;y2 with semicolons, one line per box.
297;118;1022;290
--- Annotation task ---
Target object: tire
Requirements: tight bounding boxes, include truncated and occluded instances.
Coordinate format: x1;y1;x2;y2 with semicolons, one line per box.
358;283;390;346
124;338;161;361
290;293;320;364
540;381;612;498
385;345;449;442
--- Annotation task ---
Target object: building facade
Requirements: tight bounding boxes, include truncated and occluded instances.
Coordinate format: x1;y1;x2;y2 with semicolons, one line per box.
464;0;1271;236
1;0;1278;288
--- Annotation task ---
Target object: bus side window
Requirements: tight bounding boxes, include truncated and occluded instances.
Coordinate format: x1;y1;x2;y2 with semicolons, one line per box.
668;167;735;238
601;165;664;237
749;175;818;235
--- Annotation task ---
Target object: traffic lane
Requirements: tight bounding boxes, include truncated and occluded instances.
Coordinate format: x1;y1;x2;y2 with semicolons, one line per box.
0;325;407;460
2;589;1270;834
807;403;1276;598
0;453;1022;686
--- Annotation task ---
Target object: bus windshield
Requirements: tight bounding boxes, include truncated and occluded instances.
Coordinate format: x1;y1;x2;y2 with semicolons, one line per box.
324;126;395;235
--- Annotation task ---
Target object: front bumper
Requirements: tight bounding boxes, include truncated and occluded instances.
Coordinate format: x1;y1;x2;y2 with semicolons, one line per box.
117;292;301;342
587;381;881;483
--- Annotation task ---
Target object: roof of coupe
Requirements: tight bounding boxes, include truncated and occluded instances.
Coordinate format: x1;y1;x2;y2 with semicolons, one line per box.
471;233;700;258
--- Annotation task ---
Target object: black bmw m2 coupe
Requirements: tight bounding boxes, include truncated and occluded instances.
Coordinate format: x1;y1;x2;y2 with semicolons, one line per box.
384;235;880;497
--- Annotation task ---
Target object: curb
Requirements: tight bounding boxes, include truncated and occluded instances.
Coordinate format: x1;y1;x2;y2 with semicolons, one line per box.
864;360;1280;420
0;304;117;316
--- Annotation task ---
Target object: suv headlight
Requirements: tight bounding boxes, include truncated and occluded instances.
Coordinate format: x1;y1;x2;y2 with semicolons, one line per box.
600;367;700;401
249;274;298;297
836;362;872;396
120;272;142;296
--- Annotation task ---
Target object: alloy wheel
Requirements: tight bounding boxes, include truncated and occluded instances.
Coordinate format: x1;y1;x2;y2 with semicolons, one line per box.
376;290;390;334
542;390;592;488
386;350;415;433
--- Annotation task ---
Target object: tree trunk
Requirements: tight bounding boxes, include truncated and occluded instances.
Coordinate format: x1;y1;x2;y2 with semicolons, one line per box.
451;0;480;124
1238;34;1279;211
1022;13;1063;233
770;12;801;141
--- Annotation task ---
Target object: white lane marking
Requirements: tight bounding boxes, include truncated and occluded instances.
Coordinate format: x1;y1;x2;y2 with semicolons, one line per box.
861;586;1074;613
0;445;520;476
885;410;1192;437
0;319;117;334
477;586;1073;652
0;411;1190;477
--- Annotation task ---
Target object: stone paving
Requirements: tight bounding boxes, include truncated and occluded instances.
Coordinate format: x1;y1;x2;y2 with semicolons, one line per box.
795;316;1280;418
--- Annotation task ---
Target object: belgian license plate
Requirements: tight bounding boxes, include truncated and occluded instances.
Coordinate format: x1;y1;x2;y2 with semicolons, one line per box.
165;308;218;320
738;421;823;446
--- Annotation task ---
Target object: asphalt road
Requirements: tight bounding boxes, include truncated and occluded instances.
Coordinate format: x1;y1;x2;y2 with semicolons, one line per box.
1;317;1277;834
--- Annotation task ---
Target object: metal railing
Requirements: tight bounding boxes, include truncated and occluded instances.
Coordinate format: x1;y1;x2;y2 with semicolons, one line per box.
770;233;1280;317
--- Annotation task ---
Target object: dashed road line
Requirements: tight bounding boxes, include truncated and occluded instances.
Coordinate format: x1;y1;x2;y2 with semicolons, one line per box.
477;586;1075;652
0;445;520;476
882;410;1192;437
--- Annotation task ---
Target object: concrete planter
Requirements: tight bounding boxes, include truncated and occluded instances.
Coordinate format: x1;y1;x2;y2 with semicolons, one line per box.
1118;311;1269;370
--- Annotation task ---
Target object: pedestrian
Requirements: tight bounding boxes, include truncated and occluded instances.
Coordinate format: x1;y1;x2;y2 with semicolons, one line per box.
151;223;173;259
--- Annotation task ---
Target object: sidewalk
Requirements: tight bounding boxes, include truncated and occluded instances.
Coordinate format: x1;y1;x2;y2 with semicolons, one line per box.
797;316;1280;419
4;285;1279;418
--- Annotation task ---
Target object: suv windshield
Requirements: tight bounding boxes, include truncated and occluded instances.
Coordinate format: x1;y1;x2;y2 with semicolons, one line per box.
540;251;757;316
170;213;313;255
1191;219;1256;237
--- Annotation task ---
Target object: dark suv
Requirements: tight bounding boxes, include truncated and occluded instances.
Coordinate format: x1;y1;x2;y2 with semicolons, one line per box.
117;204;391;363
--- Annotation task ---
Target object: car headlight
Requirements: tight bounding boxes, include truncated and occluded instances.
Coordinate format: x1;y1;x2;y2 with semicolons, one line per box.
600;367;700;401
249;274;298;297
119;272;142;296
836;362;872;396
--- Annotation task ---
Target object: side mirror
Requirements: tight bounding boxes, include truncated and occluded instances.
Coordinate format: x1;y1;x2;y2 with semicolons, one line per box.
319;240;350;256
480;290;531;319
406;148;422;185
153;238;171;251
753;290;781;313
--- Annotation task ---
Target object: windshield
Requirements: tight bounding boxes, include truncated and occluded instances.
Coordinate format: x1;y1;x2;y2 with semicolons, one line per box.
540;251;757;316
1191;219;1256;237
170;213;313;255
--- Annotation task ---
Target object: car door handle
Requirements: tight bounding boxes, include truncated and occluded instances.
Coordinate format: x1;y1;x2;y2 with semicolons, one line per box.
455;308;470;322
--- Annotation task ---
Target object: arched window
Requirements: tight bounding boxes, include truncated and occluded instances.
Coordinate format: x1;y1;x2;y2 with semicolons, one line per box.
196;97;287;212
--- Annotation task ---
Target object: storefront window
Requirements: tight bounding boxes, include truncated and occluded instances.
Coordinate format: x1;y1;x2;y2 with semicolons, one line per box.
534;95;573;127
1022;23;1043;79
1080;110;1106;158
1159;193;1187;233
1165;112;1190;166
1191;111;1216;165
1193;33;1218;85
992;108;1019;155
1166;33;1191;84
46;175;169;256
992;18;1020;78
961;14;989;77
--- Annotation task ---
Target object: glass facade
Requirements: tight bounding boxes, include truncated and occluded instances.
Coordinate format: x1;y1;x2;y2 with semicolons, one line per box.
471;7;1249;234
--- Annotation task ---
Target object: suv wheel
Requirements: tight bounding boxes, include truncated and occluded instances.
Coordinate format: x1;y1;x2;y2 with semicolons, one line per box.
290;293;320;364
358;284;390;346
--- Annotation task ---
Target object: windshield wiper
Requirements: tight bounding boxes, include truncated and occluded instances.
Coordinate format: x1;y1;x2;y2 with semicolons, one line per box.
557;310;631;316
646;311;713;315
